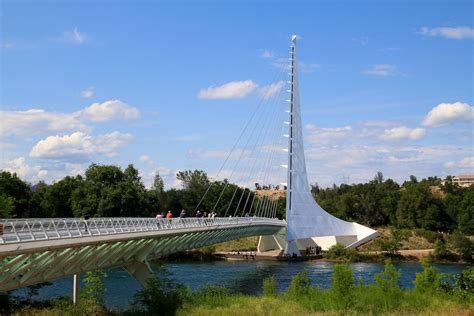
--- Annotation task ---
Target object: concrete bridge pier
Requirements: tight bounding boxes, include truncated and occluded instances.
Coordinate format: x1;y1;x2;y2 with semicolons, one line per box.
123;261;153;287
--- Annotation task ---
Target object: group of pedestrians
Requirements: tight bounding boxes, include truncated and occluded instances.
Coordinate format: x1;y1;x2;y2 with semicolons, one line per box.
155;211;174;219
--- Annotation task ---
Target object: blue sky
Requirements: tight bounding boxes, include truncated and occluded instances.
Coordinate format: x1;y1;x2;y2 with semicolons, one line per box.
1;0;473;188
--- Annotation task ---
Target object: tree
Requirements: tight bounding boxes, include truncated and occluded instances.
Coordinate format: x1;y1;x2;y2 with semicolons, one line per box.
152;172;165;194
0;171;32;217
374;171;384;184
0;195;14;218
39;176;83;218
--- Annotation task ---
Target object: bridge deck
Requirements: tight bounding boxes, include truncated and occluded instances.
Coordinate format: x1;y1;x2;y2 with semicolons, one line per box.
0;217;284;244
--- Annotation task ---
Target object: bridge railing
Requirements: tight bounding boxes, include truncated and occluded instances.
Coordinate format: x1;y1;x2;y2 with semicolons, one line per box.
0;217;284;244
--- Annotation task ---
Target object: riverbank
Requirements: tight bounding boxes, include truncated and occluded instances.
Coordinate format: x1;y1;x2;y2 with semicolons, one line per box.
6;261;473;315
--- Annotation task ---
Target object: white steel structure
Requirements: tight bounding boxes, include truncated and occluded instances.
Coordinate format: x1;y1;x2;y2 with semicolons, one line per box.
0;217;284;293
283;36;377;255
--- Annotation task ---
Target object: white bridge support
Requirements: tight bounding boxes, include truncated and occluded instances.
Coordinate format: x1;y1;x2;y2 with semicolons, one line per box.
0;217;284;293
123;261;153;287
257;229;286;253
73;274;80;305
283;36;378;255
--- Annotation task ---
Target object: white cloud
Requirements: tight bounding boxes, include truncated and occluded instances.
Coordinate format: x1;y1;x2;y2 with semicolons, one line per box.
422;102;473;127
0;109;88;137
444;157;474;170
363;64;397;76
361;120;401;128
0;157;47;181
81;100;139;122
60;27;87;44
139;155;154;165
258;81;285;100
0;100;139;138
30;131;132;160
419;26;474;40
198;80;258;99
305;124;353;144
81;87;94;98
379;126;426;141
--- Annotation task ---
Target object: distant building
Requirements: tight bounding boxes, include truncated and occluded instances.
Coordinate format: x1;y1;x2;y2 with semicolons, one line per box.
452;175;474;187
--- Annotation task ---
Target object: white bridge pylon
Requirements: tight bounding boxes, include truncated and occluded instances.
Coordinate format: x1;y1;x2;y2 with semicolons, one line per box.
259;36;378;255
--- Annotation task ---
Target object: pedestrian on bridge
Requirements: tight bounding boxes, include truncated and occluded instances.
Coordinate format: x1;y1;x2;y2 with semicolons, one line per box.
166;211;173;219
179;209;186;218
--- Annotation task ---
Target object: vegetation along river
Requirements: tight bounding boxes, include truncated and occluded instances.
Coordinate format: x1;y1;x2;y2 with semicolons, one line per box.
13;261;469;310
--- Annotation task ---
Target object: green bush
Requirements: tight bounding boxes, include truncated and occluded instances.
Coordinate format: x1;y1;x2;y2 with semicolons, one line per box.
414;228;441;243
191;284;229;307
448;232;473;261
262;276;278;297
79;270;107;307
414;259;441;292
331;264;354;308
323;243;366;262
133;276;190;315
287;269;311;296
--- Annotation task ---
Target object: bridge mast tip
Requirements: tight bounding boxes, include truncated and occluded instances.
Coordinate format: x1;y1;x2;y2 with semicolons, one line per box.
291;35;297;42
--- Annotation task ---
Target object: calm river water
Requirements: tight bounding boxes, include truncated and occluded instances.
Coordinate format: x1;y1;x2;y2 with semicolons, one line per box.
13;261;469;310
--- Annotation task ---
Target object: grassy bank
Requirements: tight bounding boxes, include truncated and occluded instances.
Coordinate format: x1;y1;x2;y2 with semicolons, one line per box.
6;260;473;316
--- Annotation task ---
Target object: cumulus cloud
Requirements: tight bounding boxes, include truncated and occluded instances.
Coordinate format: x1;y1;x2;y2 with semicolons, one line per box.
0;157;47;180
0;100;139;138
29;131;132;160
379;126;426;141
363;64;397;76
198;80;258;99
0;109;88;137
422;102;473;127
81;87;94;98
418;26;474;40
80;100;139;122
258;81;285;100
59;27;87;44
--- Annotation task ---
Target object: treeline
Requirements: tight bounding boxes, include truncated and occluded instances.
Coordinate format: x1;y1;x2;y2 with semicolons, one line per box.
312;172;474;234
1;165;473;235
0;164;285;219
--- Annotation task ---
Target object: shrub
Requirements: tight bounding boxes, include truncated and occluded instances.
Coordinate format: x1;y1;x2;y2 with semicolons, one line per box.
132;276;190;315
453;267;474;299
448;232;473;261
324;243;365;262
374;259;401;292
262;276;278;297
331;264;354;308
80;270;107;307
192;284;229;307
287;269;311;296
375;228;409;256
414;259;441;292
414;228;441;243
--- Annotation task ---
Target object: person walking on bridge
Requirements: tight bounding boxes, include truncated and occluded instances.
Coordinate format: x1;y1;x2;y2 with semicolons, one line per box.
166;211;173;219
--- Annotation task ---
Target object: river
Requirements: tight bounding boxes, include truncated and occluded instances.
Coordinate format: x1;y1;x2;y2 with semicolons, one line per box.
12;261;469;310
